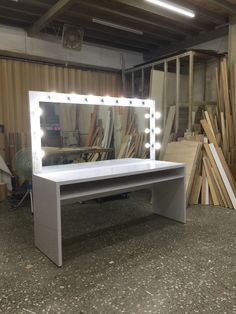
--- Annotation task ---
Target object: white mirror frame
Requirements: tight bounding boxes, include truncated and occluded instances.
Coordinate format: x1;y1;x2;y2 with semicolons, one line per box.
29;91;157;173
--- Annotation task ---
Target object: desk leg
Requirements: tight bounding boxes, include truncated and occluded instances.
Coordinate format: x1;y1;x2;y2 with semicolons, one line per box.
33;177;62;266
152;177;186;223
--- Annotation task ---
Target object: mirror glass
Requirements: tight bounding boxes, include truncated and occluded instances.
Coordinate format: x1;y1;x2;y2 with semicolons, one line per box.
39;102;150;167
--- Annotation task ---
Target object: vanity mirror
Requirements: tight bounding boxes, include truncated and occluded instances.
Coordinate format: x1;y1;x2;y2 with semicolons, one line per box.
29;92;160;173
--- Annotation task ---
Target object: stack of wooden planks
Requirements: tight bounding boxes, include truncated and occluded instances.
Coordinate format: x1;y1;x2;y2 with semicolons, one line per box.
215;57;236;175
162;56;236;209
164;133;236;209
117;133;147;159
86;107;114;161
117;107;147;159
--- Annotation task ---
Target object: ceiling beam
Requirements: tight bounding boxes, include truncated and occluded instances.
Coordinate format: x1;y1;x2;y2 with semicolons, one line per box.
83;23;166;46
207;0;236;15
76;0;192;36
172;0;226;24
64;10;183;42
84;30;157;51
145;26;228;61
115;0;212;31
84;37;147;52
28;0;75;36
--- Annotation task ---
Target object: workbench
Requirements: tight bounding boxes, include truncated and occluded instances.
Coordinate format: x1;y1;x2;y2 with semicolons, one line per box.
33;158;186;266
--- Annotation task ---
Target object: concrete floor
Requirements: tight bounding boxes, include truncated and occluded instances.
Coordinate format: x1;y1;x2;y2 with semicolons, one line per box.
0;191;236;314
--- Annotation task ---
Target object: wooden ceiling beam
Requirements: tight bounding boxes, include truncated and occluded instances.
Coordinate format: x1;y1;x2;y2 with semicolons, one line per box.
64;10;183;42
145;26;228;61
115;0;213;31
82;24;167;46
207;0;236;15
75;0;193;36
28;0;75;36
172;0;226;24
84;30;158;50
84;37;148;52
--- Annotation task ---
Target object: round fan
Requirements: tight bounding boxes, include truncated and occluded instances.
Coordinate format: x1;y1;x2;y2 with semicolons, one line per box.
12;148;32;181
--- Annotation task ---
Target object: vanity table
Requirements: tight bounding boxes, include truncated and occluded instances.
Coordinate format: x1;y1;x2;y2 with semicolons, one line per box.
29;91;186;266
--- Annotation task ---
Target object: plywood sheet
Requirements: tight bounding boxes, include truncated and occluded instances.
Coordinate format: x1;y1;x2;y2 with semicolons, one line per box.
163;140;202;203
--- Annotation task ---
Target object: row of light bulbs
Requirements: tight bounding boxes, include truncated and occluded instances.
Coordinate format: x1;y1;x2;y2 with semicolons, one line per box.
35;107;161;120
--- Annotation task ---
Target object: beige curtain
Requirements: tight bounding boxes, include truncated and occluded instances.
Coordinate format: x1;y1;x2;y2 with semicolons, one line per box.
0;58;121;138
59;104;78;146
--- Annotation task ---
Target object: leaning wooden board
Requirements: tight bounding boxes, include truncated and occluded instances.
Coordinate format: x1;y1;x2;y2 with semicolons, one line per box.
163;140;202;204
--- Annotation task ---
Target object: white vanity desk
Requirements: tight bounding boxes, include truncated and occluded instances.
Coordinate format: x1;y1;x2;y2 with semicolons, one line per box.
33;158;185;266
29;91;186;267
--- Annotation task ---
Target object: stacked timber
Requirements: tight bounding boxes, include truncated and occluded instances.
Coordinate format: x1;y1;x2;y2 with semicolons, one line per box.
117;107;147;159
163;56;236;209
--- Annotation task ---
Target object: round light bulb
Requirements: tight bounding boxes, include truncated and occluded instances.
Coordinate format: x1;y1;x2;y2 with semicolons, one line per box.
155;142;161;150
41;150;45;158
145;113;150;119
145;128;150;134
40;129;44;138
155;127;161;134
155;112;161;119
145;143;150;149
38;107;43;116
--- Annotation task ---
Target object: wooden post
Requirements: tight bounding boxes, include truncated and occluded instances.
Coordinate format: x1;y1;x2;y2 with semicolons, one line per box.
141;69;144;98
188;52;194;131
163;61;168;128
131;71;134;97
175;57;180;134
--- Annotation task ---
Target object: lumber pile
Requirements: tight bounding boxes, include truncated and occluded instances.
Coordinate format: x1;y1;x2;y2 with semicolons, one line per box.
215;57;236;174
117;133;147;159
164;131;236;209
86;107;114;161
162;57;236;209
117;107;147;159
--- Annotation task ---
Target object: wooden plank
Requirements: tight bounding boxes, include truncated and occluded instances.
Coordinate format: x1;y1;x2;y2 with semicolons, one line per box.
215;145;236;194
86;107;98;146
201;164;209;205
200;119;218;147
163;140;202;204
203;157;220;206
220;112;228;156
189;176;202;205
204;144;232;208
159;105;176;160
209;143;236;209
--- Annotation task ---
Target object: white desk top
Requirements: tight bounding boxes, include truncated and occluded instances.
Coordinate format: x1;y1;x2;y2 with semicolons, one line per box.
34;158;184;185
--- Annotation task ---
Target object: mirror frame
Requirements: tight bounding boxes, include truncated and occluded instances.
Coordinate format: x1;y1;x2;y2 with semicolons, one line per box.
29;91;156;173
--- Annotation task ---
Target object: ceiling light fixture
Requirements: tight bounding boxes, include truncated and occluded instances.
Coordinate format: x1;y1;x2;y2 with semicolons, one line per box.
92;18;143;35
146;0;195;18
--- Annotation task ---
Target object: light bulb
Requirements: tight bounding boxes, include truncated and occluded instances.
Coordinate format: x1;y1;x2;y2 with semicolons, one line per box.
145;113;150;119
40;129;44;138
38;107;43;116
145;128;150;134
145;143;150;149
155;143;161;150
155;112;161;119
155;127;161;134
41;150;45;158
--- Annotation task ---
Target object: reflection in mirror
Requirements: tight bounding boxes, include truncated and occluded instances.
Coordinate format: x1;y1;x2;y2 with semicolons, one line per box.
40;102;150;166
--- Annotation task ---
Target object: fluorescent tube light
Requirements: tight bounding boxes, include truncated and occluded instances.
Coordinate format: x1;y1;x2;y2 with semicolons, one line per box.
146;0;195;18
92;18;143;35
